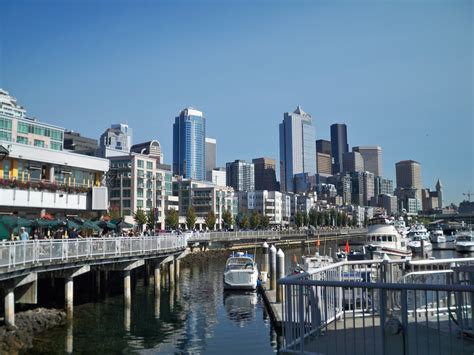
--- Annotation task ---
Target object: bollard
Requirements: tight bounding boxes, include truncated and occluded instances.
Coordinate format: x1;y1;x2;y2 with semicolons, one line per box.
276;249;285;303
262;242;269;274
269;245;277;291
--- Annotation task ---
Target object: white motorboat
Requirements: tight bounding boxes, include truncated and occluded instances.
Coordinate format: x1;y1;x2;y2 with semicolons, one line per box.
223;252;259;290
429;228;446;243
455;231;474;253
300;252;333;273
393;218;409;238
365;217;412;260
407;234;433;254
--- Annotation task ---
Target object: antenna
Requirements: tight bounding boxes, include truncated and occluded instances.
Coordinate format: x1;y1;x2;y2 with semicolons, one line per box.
463;191;473;202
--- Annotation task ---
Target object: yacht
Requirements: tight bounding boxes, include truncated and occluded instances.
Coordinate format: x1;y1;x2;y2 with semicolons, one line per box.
300;252;333;273
407;234;433;254
429;228;446;243
393;218;409;238
223;252;259;290
365;217;412;260
455;230;474;253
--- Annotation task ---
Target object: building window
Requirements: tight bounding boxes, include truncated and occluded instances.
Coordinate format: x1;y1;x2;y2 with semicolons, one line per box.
3;160;10;179
137;160;144;168
34;139;45;148
137;199;143;208
50;141;62;150
0;131;12;142
137;188;143;198
123;200;131;208
146;161;153;170
16;136;28;145
17;122;28;134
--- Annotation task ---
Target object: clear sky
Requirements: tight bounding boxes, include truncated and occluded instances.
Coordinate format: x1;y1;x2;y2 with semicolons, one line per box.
1;0;472;205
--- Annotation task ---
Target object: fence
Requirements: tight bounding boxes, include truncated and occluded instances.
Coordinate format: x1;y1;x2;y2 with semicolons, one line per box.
279;257;474;354
0;235;187;270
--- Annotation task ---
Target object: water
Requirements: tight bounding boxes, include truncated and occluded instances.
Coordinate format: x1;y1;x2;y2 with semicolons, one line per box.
26;241;462;354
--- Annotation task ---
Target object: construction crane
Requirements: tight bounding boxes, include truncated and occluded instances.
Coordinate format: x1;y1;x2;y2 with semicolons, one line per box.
463;191;472;202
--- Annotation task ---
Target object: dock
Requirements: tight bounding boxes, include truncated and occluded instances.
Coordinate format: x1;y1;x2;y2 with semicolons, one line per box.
259;283;283;330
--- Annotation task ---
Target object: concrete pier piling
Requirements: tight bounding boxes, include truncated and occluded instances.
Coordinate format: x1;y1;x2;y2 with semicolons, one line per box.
169;261;175;287
276;249;285;303
269;245;277;291
4;288;15;327
124;270;132;308
65;277;74;321
154;266;161;295
262;242;269;273
174;259;180;281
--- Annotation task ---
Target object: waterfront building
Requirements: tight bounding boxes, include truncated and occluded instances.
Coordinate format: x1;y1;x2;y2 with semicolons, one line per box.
0;89;64;151
98;124;133;158
226;160;254;192
206;167;226;187
342;151;364;173
108;154;177;229
238;190;283;225
172;178;236;230
173;108;206;180
205;137;216;178
252;157;277;191
330;123;348;174
64;131;98;156
316;139;331;156
296;192;317;215
130;140;163;164
395;160;422;202
279;106;316;193
353;146;382;176
0;89;109;216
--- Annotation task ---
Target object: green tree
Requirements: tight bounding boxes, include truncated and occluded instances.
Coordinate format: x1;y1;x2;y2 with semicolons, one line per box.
250;211;260;230
146;209;156;230
165;209;179;230
204;210;216;230
341;212;348;227
222;209;233;229
295;211;304;228
134;208;147;231
109;206;121;220
261;215;270;229
303;213;309;226
239;214;249;229
186;207;197;230
309;208;318;227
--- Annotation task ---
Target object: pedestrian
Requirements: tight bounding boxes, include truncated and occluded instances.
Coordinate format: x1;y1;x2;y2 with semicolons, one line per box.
20;227;29;241
69;228;78;239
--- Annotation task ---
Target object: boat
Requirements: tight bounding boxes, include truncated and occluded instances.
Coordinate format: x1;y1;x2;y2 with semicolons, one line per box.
300;252;333;272
365;217;412;260
407;234;433;254
336;243;367;261
429;228;446;243
455;230;474;253
223;252;259;290
392;217;409;238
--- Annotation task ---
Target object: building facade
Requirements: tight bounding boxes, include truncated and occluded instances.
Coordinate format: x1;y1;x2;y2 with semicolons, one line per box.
206;167;226;187
98;123;133;157
64;131;98;156
316;139;331;156
342;151;364;173
205;137;216;178
173;108;206;180
279;106;316;192
226;160;255;192
395;160;422;201
130;140;163;163
238;190;284;225
316;152;332;175
353;146;382;176
330;123;348;174
252;157;277;191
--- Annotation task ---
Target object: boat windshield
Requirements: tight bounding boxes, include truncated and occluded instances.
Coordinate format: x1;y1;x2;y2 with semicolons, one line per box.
226;257;254;270
457;235;473;242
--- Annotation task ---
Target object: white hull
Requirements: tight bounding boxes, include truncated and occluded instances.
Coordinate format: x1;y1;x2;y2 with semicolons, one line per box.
370;247;412;260
430;235;446;243
223;270;259;290
455;243;474;253
408;243;433;253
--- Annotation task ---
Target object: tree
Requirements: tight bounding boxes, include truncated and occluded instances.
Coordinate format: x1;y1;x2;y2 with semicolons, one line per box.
204;210;216;230
146;209;156;230
109;206;121;220
222;209;233;229
303;213;309;226
261;215;270;229
186;207;197;230
341;212;348;227
295;211;303;228
250;211;260;230
165;209;179;230
134;208;147;232
239;214;249;229
309;208;318;227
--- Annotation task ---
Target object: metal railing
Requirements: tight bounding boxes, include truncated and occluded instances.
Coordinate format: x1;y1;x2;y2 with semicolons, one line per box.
0;235;187;270
279;257;474;354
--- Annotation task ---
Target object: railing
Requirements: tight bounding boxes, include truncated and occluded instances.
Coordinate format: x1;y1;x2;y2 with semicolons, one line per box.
279;257;474;354
0;235;187;271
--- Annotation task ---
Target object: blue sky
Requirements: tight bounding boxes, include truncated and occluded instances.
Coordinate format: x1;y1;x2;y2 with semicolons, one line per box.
1;0;472;205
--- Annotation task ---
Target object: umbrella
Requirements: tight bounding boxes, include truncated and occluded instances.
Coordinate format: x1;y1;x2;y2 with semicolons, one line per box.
117;220;133;229
66;219;80;230
80;220;101;232
96;220;117;229
35;219;60;228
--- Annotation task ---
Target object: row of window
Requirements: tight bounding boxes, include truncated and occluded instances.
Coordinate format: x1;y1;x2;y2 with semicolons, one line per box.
17;121;63;141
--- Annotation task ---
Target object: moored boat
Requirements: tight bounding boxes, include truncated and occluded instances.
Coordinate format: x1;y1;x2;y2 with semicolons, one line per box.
429;228;446;243
455;231;474;253
365;217;412;260
223;252;259;290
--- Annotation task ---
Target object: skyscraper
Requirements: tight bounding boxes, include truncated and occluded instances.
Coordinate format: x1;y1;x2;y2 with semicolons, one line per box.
316;139;332;155
395;160;422;203
252;157;277;191
226;160;255;192
173;107;206;180
353;146;382;176
205;137;216;178
330;123;348;174
279;106;316;192
342;151;364;173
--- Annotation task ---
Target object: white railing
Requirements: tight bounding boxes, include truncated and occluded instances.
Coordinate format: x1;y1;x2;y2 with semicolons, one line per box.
279;257;474;354
0;235;187;270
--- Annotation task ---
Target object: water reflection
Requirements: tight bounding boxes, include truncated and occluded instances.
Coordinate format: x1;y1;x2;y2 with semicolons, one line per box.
223;291;258;326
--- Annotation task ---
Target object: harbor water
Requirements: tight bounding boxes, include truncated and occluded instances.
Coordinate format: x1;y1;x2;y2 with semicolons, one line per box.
26;241;461;354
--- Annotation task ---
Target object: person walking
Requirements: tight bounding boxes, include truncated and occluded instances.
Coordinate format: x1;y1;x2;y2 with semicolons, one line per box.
20;227;29;241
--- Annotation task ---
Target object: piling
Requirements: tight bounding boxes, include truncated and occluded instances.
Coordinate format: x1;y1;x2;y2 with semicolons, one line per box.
154;266;161;295
124;270;131;308
169;261;175;287
276;249;285;302
262;242;269;273
65;277;74;321
270;245;277;291
174;259;180;281
4;289;15;326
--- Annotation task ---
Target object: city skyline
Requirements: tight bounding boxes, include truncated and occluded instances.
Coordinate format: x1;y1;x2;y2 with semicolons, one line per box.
1;0;471;204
